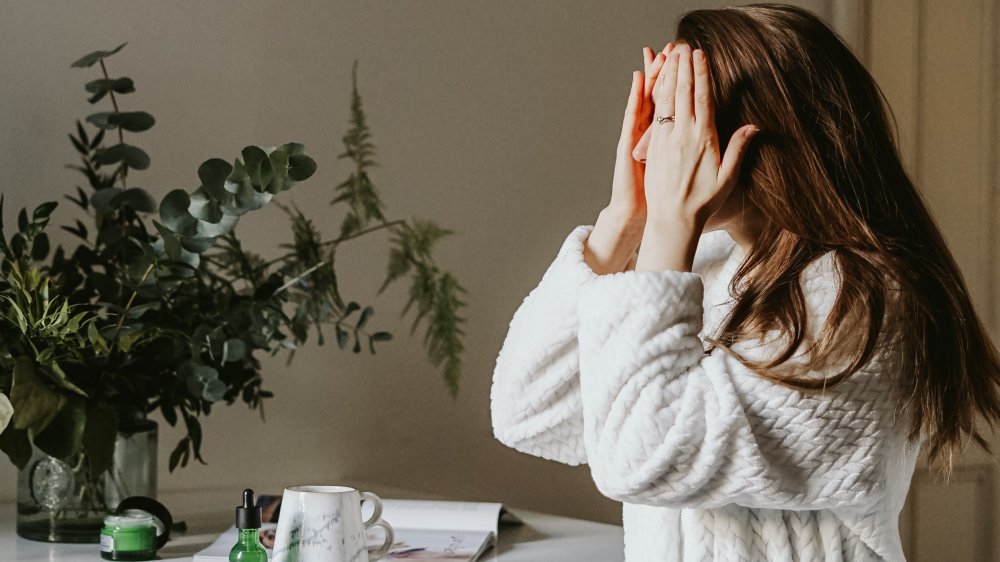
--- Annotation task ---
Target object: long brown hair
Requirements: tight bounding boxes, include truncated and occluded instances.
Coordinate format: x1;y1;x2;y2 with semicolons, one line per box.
676;3;1000;479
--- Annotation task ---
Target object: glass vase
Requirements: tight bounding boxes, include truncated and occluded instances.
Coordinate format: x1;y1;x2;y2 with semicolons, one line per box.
16;418;158;543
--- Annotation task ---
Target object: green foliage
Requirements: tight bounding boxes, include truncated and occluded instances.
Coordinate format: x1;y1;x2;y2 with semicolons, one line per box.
333;61;387;238
0;46;466;475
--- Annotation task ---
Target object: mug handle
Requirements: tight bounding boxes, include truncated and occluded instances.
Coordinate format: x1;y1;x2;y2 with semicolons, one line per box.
359;491;383;527
366;519;395;562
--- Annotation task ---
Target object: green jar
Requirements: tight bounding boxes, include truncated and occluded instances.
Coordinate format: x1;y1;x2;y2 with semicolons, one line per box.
100;512;156;561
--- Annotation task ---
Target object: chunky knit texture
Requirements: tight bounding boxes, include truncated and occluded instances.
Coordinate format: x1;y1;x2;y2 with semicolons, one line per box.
491;225;922;562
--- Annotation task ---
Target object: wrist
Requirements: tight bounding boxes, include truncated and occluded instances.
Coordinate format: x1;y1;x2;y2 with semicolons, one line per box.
643;212;706;235
635;214;705;273
584;207;646;275
599;204;646;231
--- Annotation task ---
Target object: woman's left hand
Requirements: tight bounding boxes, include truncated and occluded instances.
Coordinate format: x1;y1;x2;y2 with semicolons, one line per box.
645;45;758;225
636;44;758;272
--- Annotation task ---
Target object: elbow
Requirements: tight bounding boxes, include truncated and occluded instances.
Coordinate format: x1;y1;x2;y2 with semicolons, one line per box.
586;452;675;504
491;407;588;466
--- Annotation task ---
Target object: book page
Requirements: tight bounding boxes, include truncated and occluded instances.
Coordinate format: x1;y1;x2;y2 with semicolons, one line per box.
367;528;494;561
380;499;504;535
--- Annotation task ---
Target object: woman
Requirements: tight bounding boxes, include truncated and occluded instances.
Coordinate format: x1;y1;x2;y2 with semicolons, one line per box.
490;3;1000;561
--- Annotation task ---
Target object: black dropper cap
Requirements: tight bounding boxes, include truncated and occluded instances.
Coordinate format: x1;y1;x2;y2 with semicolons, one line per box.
235;489;262;529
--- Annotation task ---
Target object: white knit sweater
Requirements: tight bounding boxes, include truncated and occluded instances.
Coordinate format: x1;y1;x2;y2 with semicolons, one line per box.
491;225;922;562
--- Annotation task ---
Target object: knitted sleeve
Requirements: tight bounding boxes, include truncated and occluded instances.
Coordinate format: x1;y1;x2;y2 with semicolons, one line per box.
490;225;598;465
577;263;898;511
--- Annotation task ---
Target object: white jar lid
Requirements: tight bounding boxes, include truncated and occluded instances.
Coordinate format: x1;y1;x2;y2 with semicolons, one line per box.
104;511;154;528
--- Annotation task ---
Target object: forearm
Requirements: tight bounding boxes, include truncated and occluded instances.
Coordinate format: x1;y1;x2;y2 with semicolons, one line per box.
583;206;645;275
634;216;703;272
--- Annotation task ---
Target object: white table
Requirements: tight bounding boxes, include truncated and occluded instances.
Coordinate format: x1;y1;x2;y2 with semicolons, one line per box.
0;486;625;561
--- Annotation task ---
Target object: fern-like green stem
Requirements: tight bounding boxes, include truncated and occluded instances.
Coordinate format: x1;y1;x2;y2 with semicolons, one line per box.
327;219;406;245
254;219;407;271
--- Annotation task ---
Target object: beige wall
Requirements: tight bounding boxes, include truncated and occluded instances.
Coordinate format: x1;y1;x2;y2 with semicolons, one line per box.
867;1;1000;559
0;0;957;532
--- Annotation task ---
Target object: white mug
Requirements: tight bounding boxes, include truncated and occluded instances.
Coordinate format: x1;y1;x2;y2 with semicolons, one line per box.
271;485;394;562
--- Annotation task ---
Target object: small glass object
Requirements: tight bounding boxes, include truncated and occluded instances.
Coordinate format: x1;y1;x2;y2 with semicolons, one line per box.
230;489;267;562
100;512;156;561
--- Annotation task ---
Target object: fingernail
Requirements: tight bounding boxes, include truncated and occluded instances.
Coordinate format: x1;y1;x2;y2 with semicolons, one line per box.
744;126;759;137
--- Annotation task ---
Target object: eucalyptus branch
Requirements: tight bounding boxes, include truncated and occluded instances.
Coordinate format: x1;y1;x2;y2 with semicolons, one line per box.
98;59;127;190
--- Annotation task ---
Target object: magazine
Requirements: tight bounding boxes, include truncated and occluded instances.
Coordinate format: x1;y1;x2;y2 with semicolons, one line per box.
193;497;520;562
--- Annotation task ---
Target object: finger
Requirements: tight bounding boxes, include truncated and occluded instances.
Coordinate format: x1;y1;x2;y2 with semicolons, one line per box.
718;125;759;186
693;49;715;126
654;50;680;117
651;44;675;100
644;52;667;100
674;47;694;124
618;71;643;150
642;47;653;71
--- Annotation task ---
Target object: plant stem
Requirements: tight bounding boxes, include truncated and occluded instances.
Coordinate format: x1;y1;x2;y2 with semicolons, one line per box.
255;219;406;270
330;219;405;245
112;262;155;340
99;59;127;190
272;261;327;295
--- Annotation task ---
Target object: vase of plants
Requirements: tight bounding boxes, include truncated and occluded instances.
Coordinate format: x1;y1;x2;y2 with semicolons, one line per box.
14;406;157;542
0;44;466;542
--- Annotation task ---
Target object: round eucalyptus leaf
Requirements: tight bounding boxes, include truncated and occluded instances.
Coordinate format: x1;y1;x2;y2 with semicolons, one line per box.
85;112;117;130
153;220;182;260
280;142;306;156
179;236;216;254
197;159;233;191
159;190;197;236
95;143;150;170
84;78;135;104
110;111;156;132
111;187;157;213
288;153;317;181
241;146;272;189
195;213;239;238
188;187;223;224
90;188;124;213
84;77;135;94
224;339;247;362
268;149;289;178
264;174;286;194
175;246;201;272
70;42;127;68
232;181;272;214
224;159;248;194
204;379;227;402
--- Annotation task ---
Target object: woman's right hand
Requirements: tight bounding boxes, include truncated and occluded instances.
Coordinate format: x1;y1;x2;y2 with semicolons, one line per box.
585;44;673;275
608;45;672;219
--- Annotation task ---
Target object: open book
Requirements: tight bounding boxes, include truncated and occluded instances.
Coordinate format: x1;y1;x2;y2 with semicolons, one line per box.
193;498;520;562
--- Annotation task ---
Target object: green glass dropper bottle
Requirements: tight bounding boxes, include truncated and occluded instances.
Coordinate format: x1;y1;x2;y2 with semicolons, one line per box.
230;489;268;562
